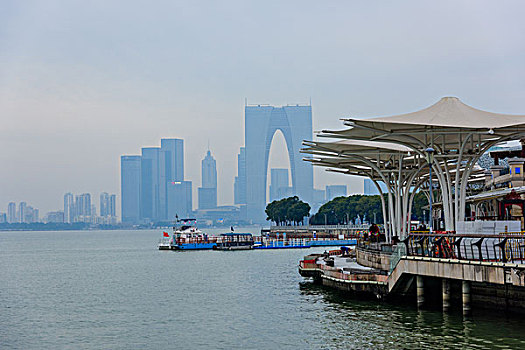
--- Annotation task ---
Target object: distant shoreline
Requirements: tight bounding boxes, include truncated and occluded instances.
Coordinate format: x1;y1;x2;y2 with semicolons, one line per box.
0;223;264;232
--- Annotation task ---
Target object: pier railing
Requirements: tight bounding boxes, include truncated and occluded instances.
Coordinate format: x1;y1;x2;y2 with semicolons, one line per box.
270;224;370;231
403;233;525;264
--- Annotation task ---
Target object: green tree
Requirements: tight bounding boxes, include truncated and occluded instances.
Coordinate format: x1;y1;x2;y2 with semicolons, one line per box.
310;194;384;225
265;196;310;225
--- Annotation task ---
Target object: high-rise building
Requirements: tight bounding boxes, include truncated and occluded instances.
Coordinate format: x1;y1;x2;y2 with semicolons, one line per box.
326;185;347;201
18;202;27;223
269;168;290;202
159;139;184;220
99;192;116;217
100;192;109;217
122;139;185;223
234;147;246;205
0;213;6;223
198;150;217;209
244;104;313;222
167;181;192;219
76;194;91;217
31;208;39;223
161;138;184;181
141;147;160;222
7;202;16;223
64;192;75;223
364;179;387;195
109;194;116;217
201;150;217;189
121;155;141;223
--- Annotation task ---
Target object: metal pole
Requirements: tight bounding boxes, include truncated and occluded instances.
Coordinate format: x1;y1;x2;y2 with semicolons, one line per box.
429;163;433;234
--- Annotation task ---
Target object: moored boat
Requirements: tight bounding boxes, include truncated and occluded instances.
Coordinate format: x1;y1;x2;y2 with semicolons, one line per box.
214;233;254;250
159;218;220;250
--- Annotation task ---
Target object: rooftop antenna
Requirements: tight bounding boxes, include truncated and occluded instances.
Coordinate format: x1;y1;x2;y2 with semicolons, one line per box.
309;97;312;106
207;139;210;151
245;97;247;106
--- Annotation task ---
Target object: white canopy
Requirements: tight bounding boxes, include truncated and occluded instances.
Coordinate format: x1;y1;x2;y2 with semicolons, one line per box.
346;97;525;129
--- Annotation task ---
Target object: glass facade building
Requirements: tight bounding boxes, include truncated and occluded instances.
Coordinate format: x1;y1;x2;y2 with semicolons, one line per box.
326;185;347;201
121;155;141;223
198;150;217;209
244;105;313;222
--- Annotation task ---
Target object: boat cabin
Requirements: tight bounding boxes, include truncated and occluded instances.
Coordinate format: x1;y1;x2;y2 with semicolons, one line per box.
215;233;254;250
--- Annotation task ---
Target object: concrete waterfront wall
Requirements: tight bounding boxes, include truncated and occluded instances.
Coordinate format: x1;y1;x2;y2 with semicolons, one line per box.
301;252;525;312
321;275;387;297
356;246;392;271
387;257;525;312
388;257;525;291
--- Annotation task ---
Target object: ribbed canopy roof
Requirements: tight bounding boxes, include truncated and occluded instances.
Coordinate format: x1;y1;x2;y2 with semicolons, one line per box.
346;97;525;129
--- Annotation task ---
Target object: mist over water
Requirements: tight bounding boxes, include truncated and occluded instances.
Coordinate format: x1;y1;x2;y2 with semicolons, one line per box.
2;229;525;349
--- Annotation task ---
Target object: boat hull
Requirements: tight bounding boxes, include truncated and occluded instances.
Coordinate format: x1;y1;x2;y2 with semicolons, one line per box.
309;239;357;247
172;243;217;250
253;239;357;249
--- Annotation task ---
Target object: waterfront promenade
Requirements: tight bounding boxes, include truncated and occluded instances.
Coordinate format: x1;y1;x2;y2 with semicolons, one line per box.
299;233;525;314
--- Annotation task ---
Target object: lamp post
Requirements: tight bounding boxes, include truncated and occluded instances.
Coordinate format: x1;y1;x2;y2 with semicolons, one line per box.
425;147;435;234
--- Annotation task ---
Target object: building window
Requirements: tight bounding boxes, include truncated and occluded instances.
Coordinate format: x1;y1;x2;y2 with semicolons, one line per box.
516;167;521;174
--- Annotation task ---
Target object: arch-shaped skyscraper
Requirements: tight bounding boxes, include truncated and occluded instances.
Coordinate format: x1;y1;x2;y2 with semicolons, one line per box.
244;105;313;222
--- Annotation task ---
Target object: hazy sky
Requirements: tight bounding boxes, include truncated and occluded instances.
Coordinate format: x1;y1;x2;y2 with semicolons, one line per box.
1;1;525;215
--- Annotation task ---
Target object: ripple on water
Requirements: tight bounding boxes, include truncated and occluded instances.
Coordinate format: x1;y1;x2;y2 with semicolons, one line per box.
2;229;525;349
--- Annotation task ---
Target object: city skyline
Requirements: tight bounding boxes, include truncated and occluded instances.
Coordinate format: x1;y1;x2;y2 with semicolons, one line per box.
2;1;525;215
1;190;117;224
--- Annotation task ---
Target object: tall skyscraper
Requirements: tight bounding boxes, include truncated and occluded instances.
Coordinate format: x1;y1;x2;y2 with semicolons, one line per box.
244;104;313;222
121;139;185;223
326;185;347;201
140;147;160;221
269;168;290;202
167;181;192;219
64;193;75;223
198;150;217;209
234;147;246;205
159;138;184;220
7;202;16;223
121;155;141;223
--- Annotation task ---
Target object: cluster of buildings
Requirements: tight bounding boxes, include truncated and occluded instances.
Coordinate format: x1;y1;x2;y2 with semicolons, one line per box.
120;104;355;225
0;202;39;224
3;104;357;227
120;138;220;224
62;192;117;224
0;192;117;225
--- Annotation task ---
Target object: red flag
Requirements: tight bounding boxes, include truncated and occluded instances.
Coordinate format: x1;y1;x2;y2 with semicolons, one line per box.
163;232;170;237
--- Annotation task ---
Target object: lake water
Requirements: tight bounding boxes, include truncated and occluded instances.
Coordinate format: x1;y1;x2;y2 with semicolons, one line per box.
2;229;525;349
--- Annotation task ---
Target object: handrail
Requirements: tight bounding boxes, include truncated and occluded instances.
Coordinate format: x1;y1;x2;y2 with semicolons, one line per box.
405;232;525;263
408;233;525;238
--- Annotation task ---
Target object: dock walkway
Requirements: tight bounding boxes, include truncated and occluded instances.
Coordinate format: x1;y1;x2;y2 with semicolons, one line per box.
299;233;525;313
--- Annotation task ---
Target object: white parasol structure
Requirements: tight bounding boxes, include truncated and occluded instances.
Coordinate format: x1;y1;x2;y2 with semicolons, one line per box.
307;97;525;237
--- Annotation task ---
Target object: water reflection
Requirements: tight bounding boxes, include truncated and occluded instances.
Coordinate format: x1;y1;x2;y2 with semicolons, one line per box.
298;281;525;349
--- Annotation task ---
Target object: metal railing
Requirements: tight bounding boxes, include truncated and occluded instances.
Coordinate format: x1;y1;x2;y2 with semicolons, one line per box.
270;224;370;230
403;233;525;264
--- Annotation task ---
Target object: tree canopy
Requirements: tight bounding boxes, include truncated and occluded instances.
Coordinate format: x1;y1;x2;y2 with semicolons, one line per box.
265;196;311;225
309;192;429;225
310;195;383;225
